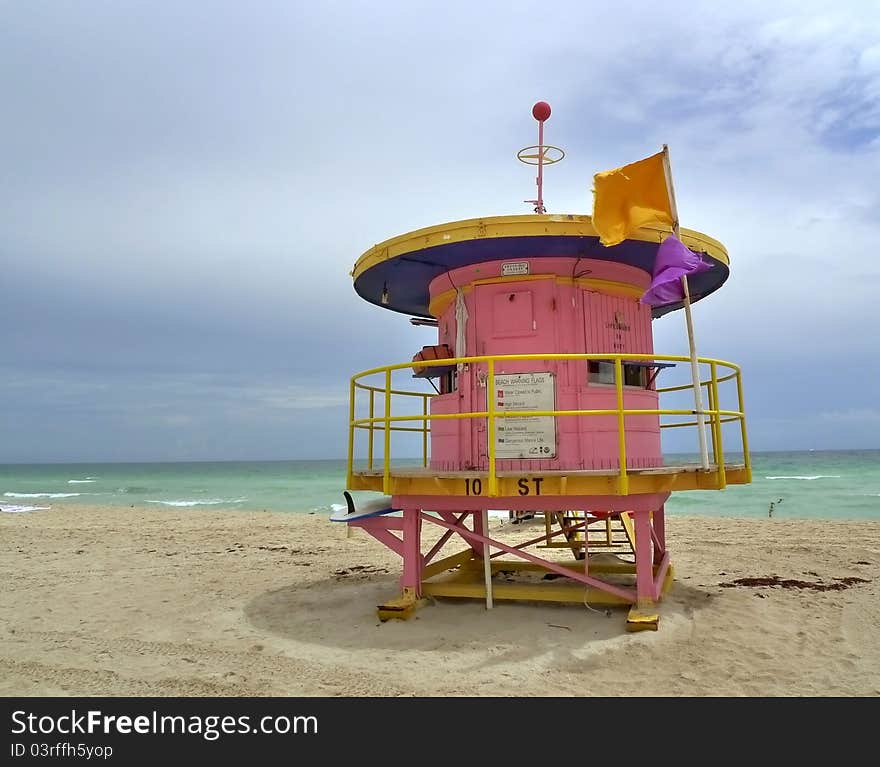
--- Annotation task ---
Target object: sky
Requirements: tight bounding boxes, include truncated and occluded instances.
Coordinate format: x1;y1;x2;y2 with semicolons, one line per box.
2;0;879;462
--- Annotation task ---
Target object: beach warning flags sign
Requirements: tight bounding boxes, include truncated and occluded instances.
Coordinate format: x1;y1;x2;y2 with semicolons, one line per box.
591;149;675;247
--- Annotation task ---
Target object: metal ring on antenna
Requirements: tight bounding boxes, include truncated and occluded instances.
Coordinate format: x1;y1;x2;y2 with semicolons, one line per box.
516;145;565;165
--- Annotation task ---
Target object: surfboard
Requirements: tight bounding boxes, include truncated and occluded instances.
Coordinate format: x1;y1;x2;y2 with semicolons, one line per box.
329;491;400;522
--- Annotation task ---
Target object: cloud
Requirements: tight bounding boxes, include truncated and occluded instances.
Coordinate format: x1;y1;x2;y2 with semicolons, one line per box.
1;0;878;460
818;408;880;424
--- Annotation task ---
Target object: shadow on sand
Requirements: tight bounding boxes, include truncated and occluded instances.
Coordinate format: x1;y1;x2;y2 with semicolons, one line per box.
244;569;715;667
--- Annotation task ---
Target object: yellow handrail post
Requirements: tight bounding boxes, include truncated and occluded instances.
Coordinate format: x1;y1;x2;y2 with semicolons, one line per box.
346;353;747;497
422;394;429;468
368;389;375;471
487;359;498;496
383;369;392;495
614;358;629;495
736;370;752;483
710;361;726;488
706;377;717;460
347;377;356;490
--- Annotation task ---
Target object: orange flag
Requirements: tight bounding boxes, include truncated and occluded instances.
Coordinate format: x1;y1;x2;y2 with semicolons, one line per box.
591;149;675;247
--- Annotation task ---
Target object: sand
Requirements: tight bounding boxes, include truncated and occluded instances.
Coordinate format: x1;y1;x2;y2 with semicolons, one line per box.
1;504;878;697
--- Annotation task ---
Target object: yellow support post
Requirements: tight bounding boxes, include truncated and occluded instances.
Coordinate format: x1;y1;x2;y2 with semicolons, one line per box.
383;369;392;495
706;379;717;463
619;511;636;550
377;587;423;621
736;370;752;483
487;359;498;496
347;378;356;490
614;358;629;495
368;389;375;470
710;362;726;488
422;394;429;468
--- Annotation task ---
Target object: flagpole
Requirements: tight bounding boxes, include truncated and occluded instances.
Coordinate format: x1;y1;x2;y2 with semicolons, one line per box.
662;145;710;471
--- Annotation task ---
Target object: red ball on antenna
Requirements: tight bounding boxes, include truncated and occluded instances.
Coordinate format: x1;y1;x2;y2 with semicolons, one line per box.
532;101;551;122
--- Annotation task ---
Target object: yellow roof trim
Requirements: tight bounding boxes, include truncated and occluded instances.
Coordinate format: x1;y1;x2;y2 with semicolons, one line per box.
352;214;729;283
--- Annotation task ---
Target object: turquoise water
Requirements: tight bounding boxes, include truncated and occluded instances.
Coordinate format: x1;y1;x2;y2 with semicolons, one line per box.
0;451;878;520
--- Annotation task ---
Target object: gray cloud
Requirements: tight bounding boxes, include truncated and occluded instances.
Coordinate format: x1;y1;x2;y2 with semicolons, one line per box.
2;0;879;461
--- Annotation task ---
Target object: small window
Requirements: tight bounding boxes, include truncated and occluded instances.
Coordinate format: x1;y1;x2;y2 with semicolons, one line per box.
588;361;648;388
588;360;616;385
440;369;458;395
623;365;648;388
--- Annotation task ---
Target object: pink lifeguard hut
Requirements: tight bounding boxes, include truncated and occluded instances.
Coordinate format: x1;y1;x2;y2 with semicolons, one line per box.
336;103;751;630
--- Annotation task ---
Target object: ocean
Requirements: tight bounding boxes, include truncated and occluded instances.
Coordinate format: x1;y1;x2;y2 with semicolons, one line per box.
1;450;878;521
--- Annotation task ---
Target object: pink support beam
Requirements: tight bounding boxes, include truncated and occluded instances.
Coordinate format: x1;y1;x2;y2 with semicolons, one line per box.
652;551;671;601
472;508;486;557
434;509;483;553
424;512;468;564
633;510;655;604
651;525;663;552
355;516;404;531
653;505;667;564
355;519;405;558
401;508;423;593
419;511;637;603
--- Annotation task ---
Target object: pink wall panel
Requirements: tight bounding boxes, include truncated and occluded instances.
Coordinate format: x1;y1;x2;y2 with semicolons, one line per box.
427;259;662;471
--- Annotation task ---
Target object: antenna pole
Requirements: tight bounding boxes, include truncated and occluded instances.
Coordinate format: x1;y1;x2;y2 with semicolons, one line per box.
518;101;560;214
536;118;545;214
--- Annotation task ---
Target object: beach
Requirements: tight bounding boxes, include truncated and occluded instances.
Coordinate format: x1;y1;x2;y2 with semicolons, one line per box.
1;504;878;697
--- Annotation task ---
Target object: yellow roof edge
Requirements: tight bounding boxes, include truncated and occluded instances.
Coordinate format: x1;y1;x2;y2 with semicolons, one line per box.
352;214;729;282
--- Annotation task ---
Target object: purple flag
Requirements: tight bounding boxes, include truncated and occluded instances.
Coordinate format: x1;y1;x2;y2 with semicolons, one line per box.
641;234;713;306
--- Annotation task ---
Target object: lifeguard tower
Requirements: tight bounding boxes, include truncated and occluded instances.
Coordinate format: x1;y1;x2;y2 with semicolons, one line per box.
337;102;751;630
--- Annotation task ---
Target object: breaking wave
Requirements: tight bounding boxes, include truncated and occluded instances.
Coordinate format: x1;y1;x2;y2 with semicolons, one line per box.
765;475;841;481
145;498;247;507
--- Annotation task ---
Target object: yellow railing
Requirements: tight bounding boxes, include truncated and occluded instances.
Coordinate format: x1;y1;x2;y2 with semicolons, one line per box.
347;353;750;496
